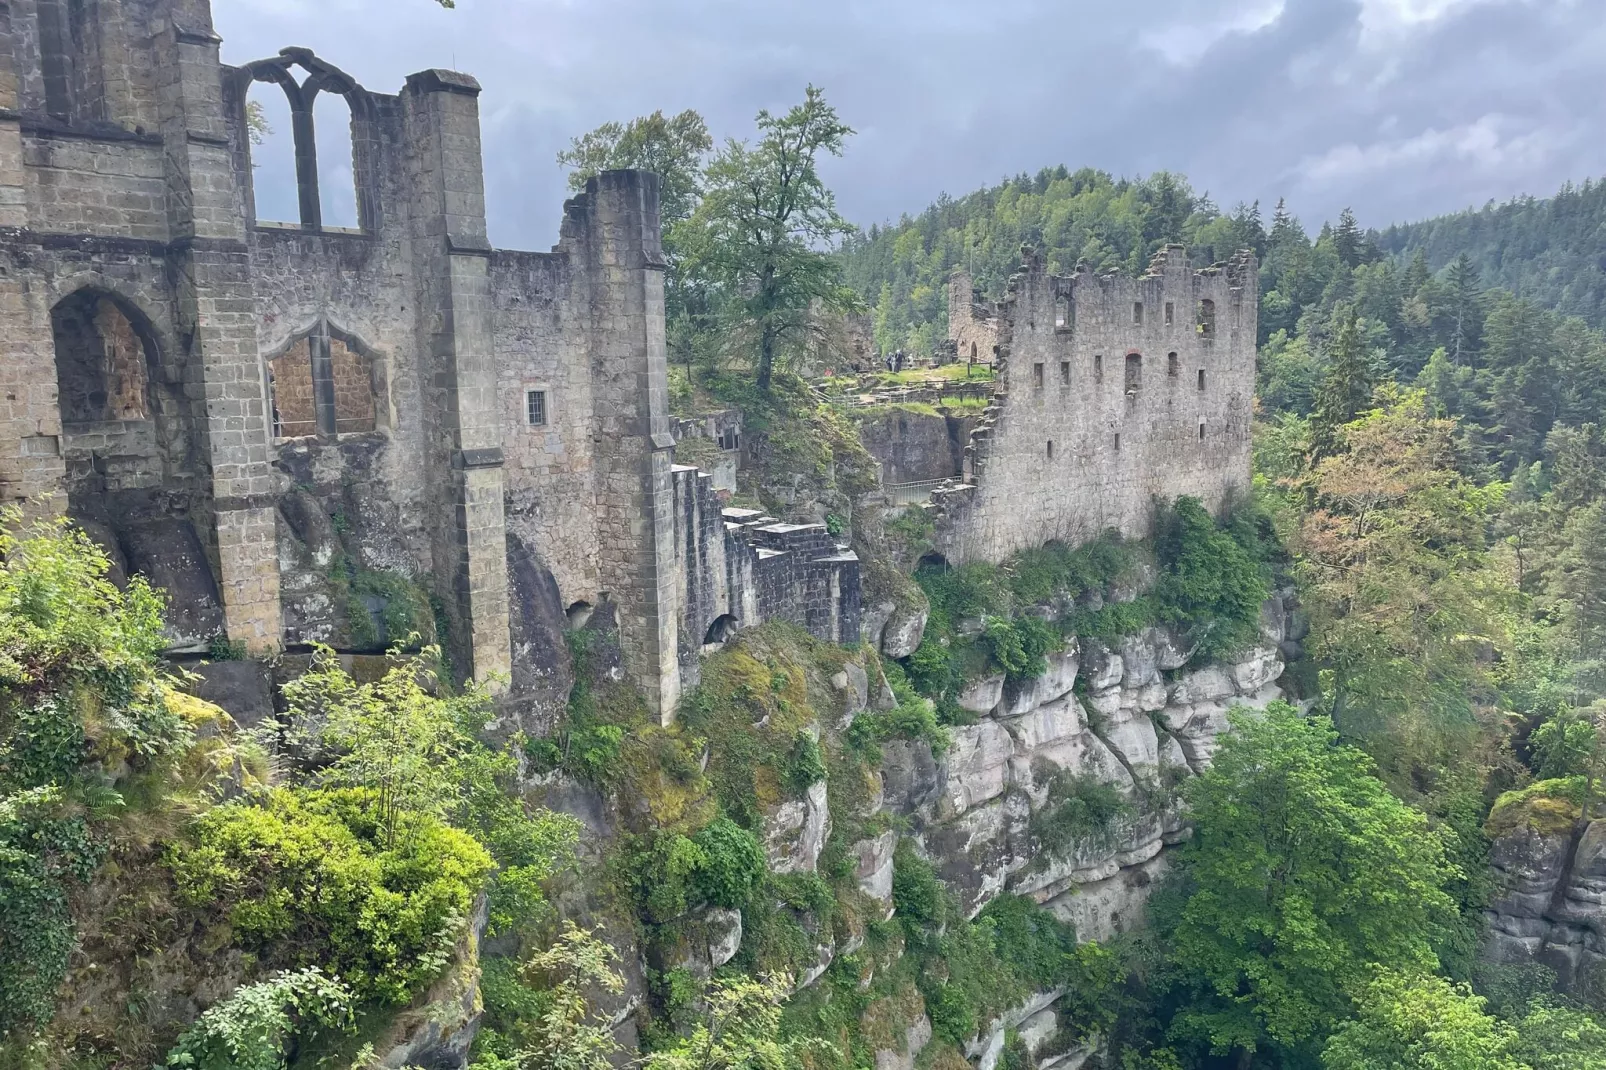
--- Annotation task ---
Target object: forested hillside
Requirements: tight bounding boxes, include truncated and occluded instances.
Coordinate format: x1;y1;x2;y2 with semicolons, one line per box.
1377;179;1606;329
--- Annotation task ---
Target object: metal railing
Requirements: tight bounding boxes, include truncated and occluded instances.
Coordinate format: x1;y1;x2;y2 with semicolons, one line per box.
885;477;955;506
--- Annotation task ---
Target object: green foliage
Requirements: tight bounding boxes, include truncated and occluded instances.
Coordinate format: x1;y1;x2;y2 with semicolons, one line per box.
1528;706;1602;779
472;924;627;1070
1167;702;1459;1061
207;633;248;662
1152;497;1270;659
641;973;833;1070
890;839;944;936
1321;970;1524;1070
1030;768;1133;858
684;87;859;393
840;168;1244;359
784;731;827;794
981;613;1059;682
168;786;493;1006
691;817;766;910
162;968;353;1070
0;510;188;1035
556;110;712;226
342;569;433;653
1510;999;1606;1070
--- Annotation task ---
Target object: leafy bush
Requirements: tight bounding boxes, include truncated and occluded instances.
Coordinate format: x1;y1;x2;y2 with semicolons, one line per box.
162;967;353;1070
784;731;828;793
981;614;1060;682
691;817;766;909
891;840;944;936
0;511;189;1034
168;787;494;1006
1152;497;1270;659
1030;769;1133;857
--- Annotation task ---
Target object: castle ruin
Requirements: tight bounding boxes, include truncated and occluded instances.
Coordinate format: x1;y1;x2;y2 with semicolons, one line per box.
929;246;1257;563
0;0;860;724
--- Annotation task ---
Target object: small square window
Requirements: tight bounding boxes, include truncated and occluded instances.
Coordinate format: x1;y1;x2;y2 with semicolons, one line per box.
526;389;548;426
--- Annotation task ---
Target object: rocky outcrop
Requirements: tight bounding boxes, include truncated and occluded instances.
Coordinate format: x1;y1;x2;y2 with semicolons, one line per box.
887;622;1287;934
1485;812;1606;993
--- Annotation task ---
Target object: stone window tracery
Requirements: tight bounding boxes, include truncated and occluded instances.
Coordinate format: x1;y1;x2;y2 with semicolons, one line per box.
266;320;379;440
235;49;378;233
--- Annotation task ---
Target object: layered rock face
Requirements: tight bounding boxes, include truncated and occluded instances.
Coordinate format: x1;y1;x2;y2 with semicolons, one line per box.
1485;817;1606;992
830;594;1297;1068
900;623;1288;941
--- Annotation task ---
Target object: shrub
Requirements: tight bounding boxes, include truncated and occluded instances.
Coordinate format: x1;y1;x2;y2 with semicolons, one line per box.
891;840;944;935
161;967;353;1070
1031;770;1133;857
784;731;828;794
692;817;766;909
1152;497;1269;659
168;787;494;1006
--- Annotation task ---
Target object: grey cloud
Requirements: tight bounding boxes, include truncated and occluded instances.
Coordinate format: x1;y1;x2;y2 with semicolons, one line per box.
217;0;1606;249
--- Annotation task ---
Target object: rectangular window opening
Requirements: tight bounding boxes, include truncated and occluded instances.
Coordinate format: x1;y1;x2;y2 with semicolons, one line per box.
1167;352;1179;378
1164;301;1174;326
1046;440;1054;460
1094;354;1103;383
526;389;548;426
1198;421;1206;440
1113;432;1121;451
1133;302;1144;325
1060;361;1071;386
1197;369;1206;392
1033;362;1045;391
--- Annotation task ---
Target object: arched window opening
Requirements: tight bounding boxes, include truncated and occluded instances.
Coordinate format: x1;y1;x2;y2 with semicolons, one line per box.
969;341;978;361
246;81;299;225
238;50;373;233
703;613;740;650
268;338;317;439
53;291;150;424
1167;352;1179;378
330;335;376;433
1124;353;1142;395
313;90;359;230
1197;298;1216;338
566;601;595;629
267;321;381;441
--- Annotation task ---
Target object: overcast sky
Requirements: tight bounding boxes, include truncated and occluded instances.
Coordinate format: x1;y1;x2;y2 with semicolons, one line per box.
217;0;1606;252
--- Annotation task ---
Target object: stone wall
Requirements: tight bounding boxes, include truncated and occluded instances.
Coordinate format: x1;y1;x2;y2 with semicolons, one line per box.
0;0;859;720
948;268;998;365
932;246;1257;564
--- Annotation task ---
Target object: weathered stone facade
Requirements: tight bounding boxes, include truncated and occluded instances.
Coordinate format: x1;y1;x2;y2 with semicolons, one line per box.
932;246;1256;563
945;268;998;366
0;0;858;723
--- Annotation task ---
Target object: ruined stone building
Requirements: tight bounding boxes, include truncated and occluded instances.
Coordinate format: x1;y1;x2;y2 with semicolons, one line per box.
944;268;998;365
931;247;1257;563
0;0;859;723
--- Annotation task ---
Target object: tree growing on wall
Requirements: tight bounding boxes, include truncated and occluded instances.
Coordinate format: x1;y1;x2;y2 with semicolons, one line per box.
683;86;860;394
